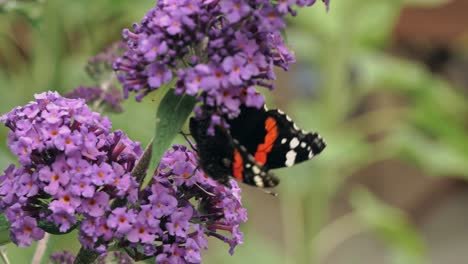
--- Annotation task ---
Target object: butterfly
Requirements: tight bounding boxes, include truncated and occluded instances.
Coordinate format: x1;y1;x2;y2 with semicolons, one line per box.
189;105;326;188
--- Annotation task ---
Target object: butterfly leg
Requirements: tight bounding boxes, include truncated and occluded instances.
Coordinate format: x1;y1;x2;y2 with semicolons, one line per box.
261;189;278;197
180;131;197;151
189;165;217;196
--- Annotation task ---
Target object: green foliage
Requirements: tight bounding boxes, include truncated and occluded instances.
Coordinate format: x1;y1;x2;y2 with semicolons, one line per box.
0;215;10;246
280;0;468;263
132;139;154;185
351;188;427;264
38;220;78;235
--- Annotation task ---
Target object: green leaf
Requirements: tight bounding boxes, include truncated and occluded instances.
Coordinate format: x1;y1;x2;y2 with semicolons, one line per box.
132;139;153;185
38;220;78;235
386;126;468;178
74;247;100;264
0;214;10;246
351;188;427;264
143;89;196;188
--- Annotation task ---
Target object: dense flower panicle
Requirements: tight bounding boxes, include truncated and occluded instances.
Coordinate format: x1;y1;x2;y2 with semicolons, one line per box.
1;93;247;261
114;0;329;122
66;86;102;103
66;86;124;113
77;145;247;262
49;251;76;264
97;251;134;264
0;92;142;247
87;42;128;82
70;42;126;113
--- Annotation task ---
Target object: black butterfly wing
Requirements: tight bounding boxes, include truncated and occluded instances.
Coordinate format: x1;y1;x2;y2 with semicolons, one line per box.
189;114;233;186
262;109;326;169
231;140;279;188
228;106;326;170
227;106;269;155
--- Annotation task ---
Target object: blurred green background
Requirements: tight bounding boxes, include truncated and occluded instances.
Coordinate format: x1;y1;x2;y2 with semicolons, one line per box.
1;0;468;263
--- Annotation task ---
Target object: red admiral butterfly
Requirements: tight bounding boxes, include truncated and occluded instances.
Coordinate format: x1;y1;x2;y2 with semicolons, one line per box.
189;105;326;188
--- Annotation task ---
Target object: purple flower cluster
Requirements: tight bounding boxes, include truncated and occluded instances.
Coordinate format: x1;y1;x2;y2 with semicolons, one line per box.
0;92;142;247
114;0;328;124
1;92;247;261
66;86;124;113
79;145;247;262
67;42;127;113
49;251;76;264
87;41;128;82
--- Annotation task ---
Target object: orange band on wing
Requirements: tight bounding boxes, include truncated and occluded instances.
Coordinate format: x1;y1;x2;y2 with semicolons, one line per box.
232;149;244;180
254;117;278;165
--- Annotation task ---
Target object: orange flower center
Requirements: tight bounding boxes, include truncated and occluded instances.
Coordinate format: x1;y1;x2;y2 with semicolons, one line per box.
53;174;59;181
62;195;70;203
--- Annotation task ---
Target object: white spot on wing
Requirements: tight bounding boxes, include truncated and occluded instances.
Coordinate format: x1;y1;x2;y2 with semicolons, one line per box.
245;163;252;168
281;138;287;144
254;176;264;187
307;146;311;151
252;166;260;174
308;151;314;159
285;150;297;167
293;123;299;130
290;137;299;149
313;138;322;145
277;109;284;114
300;142;306;148
285;115;292;122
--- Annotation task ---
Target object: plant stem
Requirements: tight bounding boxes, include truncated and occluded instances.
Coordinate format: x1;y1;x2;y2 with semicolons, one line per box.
32;233;50;264
0;246;10;264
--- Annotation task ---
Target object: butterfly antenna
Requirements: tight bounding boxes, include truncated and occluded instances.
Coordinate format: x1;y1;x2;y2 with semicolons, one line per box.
194;182;216;196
